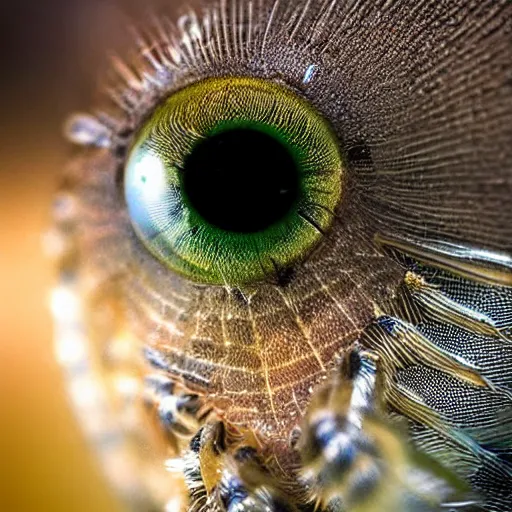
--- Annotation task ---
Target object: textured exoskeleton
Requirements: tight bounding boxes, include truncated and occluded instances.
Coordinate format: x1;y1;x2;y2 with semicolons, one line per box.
52;0;512;510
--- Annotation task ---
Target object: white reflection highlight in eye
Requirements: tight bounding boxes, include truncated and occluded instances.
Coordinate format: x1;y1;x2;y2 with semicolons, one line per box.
132;152;168;204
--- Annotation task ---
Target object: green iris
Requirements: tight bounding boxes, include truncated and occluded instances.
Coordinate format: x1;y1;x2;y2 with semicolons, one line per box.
125;77;343;285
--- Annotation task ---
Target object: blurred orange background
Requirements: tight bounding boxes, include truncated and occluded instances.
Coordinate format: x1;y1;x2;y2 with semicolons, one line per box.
0;1;179;510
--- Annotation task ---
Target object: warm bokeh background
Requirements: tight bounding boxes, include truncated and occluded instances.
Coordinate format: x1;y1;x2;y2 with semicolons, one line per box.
0;1;179;510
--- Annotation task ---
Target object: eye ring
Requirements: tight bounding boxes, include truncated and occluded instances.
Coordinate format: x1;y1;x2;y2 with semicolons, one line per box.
124;76;344;286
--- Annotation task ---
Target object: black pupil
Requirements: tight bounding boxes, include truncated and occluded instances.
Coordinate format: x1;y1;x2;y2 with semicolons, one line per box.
182;128;299;233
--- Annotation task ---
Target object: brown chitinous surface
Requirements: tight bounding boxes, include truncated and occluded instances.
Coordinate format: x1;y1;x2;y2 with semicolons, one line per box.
54;0;512;510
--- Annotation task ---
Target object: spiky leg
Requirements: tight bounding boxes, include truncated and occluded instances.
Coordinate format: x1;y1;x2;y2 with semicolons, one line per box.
143;370;297;511
173;420;302;512
297;349;469;511
143;373;207;453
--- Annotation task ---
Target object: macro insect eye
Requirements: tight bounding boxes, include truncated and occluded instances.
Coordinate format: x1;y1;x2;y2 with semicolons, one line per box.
53;0;512;510
124;77;343;285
